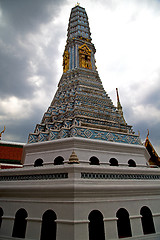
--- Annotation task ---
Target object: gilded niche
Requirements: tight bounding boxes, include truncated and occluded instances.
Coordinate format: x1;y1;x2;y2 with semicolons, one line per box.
63;50;69;73
79;44;92;69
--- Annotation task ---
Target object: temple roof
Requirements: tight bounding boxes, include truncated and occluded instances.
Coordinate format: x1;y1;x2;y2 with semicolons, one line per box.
67;5;91;41
145;135;160;166
28;5;141;146
0;141;24;165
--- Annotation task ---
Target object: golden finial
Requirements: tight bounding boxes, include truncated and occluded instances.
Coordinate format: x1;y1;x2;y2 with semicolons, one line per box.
75;2;80;6
68;151;79;164
138;130;140;137
0;126;6;140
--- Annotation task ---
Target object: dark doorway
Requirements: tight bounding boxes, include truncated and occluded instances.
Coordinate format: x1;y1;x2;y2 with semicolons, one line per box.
88;210;105;240
0;207;3;228
12;208;28;238
116;208;132;238
40;210;57;240
140;206;155;235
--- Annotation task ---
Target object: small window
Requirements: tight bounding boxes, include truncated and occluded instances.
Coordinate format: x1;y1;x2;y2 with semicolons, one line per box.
128;159;136;167
54;156;64;165
85;55;88;60
40;210;57;240
116;208;132;238
34;158;43;167
88;210;105;240
0;207;3;228
140;206;155;235
89;156;100;165
109;158;119;166
12;208;28;238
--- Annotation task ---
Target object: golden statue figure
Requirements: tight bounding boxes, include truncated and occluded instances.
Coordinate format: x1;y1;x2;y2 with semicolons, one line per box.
0;126;6;140
79;44;92;69
63;50;70;73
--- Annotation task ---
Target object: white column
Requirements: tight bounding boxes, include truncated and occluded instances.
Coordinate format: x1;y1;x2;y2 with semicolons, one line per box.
56;219;89;240
104;217;118;239
1;216;14;237
25;217;42;240
153;213;160;233
74;220;89;240
130;215;143;237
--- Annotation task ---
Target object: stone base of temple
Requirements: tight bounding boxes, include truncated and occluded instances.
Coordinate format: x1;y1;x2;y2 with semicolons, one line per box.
23;137;148;167
0;138;160;240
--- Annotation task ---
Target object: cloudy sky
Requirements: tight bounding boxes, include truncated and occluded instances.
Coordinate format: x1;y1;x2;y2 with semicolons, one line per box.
0;0;160;154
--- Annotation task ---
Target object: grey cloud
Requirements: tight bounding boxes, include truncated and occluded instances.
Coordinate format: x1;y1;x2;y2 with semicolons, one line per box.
142;85;160;109
0;0;67;143
0;0;66;100
124;104;160;154
133;121;160;154
0;0;65;33
2;108;44;143
0;50;34;99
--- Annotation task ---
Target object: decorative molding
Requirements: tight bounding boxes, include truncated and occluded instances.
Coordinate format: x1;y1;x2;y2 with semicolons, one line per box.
55;219;89;224
152;213;160;217
79;44;92;69
63;50;70;73
26;217;42;222
103;217;118;222
0;173;68;181
2;216;14;220
130;215;142;219
81;172;160;180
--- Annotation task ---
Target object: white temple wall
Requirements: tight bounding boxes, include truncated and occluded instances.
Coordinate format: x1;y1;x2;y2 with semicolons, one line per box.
23;137;149;167
1;193;160;240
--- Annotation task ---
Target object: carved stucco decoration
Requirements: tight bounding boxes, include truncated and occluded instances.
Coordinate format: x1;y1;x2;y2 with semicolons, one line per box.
79;44;92;69
63;50;69;73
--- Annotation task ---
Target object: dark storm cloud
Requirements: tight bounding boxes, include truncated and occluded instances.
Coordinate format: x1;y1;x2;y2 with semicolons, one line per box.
0;0;64;32
123;95;160;154
3;108;44;143
142;85;160;109
133;121;160;154
0;49;34;98
0;0;66;99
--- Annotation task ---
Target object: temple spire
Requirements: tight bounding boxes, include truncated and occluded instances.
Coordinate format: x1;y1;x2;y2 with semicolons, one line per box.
116;88;122;111
116;88;126;124
63;5;96;72
28;6;141;146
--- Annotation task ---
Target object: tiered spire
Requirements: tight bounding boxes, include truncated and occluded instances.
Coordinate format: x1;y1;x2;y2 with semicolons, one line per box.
67;5;92;41
63;5;96;72
28;5;141;145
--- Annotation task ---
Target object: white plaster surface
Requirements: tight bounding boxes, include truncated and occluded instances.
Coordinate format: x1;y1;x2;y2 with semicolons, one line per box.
0;138;160;240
